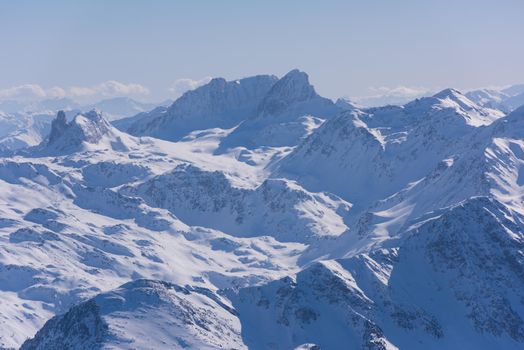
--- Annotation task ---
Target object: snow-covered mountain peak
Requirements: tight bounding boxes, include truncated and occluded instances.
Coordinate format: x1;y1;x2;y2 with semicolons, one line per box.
44;109;135;153
432;88;486;112
47;110;68;144
404;88;504;127
47;109;110;144
335;97;361;110
164;74;278;119
124;74;278;140
409;88;473;112
267;69;314;100
432;87;463;100
216;70;340;151
257;69;334;118
21;279;244;349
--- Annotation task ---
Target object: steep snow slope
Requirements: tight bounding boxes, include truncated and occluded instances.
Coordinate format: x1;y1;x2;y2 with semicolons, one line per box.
345;103;524;245
278;89;503;210
233;197;524;350
29;197;523;349
21;280;244;350
218;69;340;151
123;75;278;141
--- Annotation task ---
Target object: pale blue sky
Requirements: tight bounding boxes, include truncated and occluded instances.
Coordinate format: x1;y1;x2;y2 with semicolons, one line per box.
0;0;523;102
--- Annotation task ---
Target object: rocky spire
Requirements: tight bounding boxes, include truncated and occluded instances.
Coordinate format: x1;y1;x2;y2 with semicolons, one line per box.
48;110;69;145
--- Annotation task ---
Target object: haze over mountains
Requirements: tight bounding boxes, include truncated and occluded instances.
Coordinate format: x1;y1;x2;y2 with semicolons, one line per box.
0;97;172;152
1;70;524;349
466;84;524;113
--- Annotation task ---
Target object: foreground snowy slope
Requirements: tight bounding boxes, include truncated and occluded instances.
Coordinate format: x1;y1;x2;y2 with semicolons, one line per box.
233;197;524;350
21;280;245;350
1;71;524;349
0;108;311;348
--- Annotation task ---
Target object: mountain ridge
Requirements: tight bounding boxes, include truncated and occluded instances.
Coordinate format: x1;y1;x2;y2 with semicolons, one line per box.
1;70;524;349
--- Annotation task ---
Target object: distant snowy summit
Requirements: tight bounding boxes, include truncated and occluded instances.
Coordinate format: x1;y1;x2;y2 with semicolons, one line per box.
1;72;524;155
122;74;278;140
0;97;162;153
42;109;136;154
119;69;340;147
466;84;524;113
256;69;336;118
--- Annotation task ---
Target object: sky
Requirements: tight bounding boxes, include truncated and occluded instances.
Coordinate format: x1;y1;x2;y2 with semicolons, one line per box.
0;0;523;103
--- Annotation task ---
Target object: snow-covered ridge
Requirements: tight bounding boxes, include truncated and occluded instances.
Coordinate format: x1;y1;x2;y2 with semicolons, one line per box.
2;70;524;349
123;74;278;141
218;69;340;152
466;84;524;113
121;163;351;242
278;89;503;206
232;197;524;349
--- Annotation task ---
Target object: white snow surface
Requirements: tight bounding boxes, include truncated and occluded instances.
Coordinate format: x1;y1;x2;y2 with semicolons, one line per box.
1;71;524;349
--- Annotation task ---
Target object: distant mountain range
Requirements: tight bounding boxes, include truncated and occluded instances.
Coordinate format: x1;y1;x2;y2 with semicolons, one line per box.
466;84;524;113
0;96;171;118
0;97;172;152
1;70;524;349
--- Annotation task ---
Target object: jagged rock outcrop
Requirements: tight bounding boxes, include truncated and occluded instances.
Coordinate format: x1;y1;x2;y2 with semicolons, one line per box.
42;109;136;154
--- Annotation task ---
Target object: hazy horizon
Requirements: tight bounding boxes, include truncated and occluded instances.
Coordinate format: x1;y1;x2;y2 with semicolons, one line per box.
1;0;523;104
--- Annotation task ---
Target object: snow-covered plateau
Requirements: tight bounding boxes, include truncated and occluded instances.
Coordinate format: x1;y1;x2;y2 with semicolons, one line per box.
1;70;524;349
